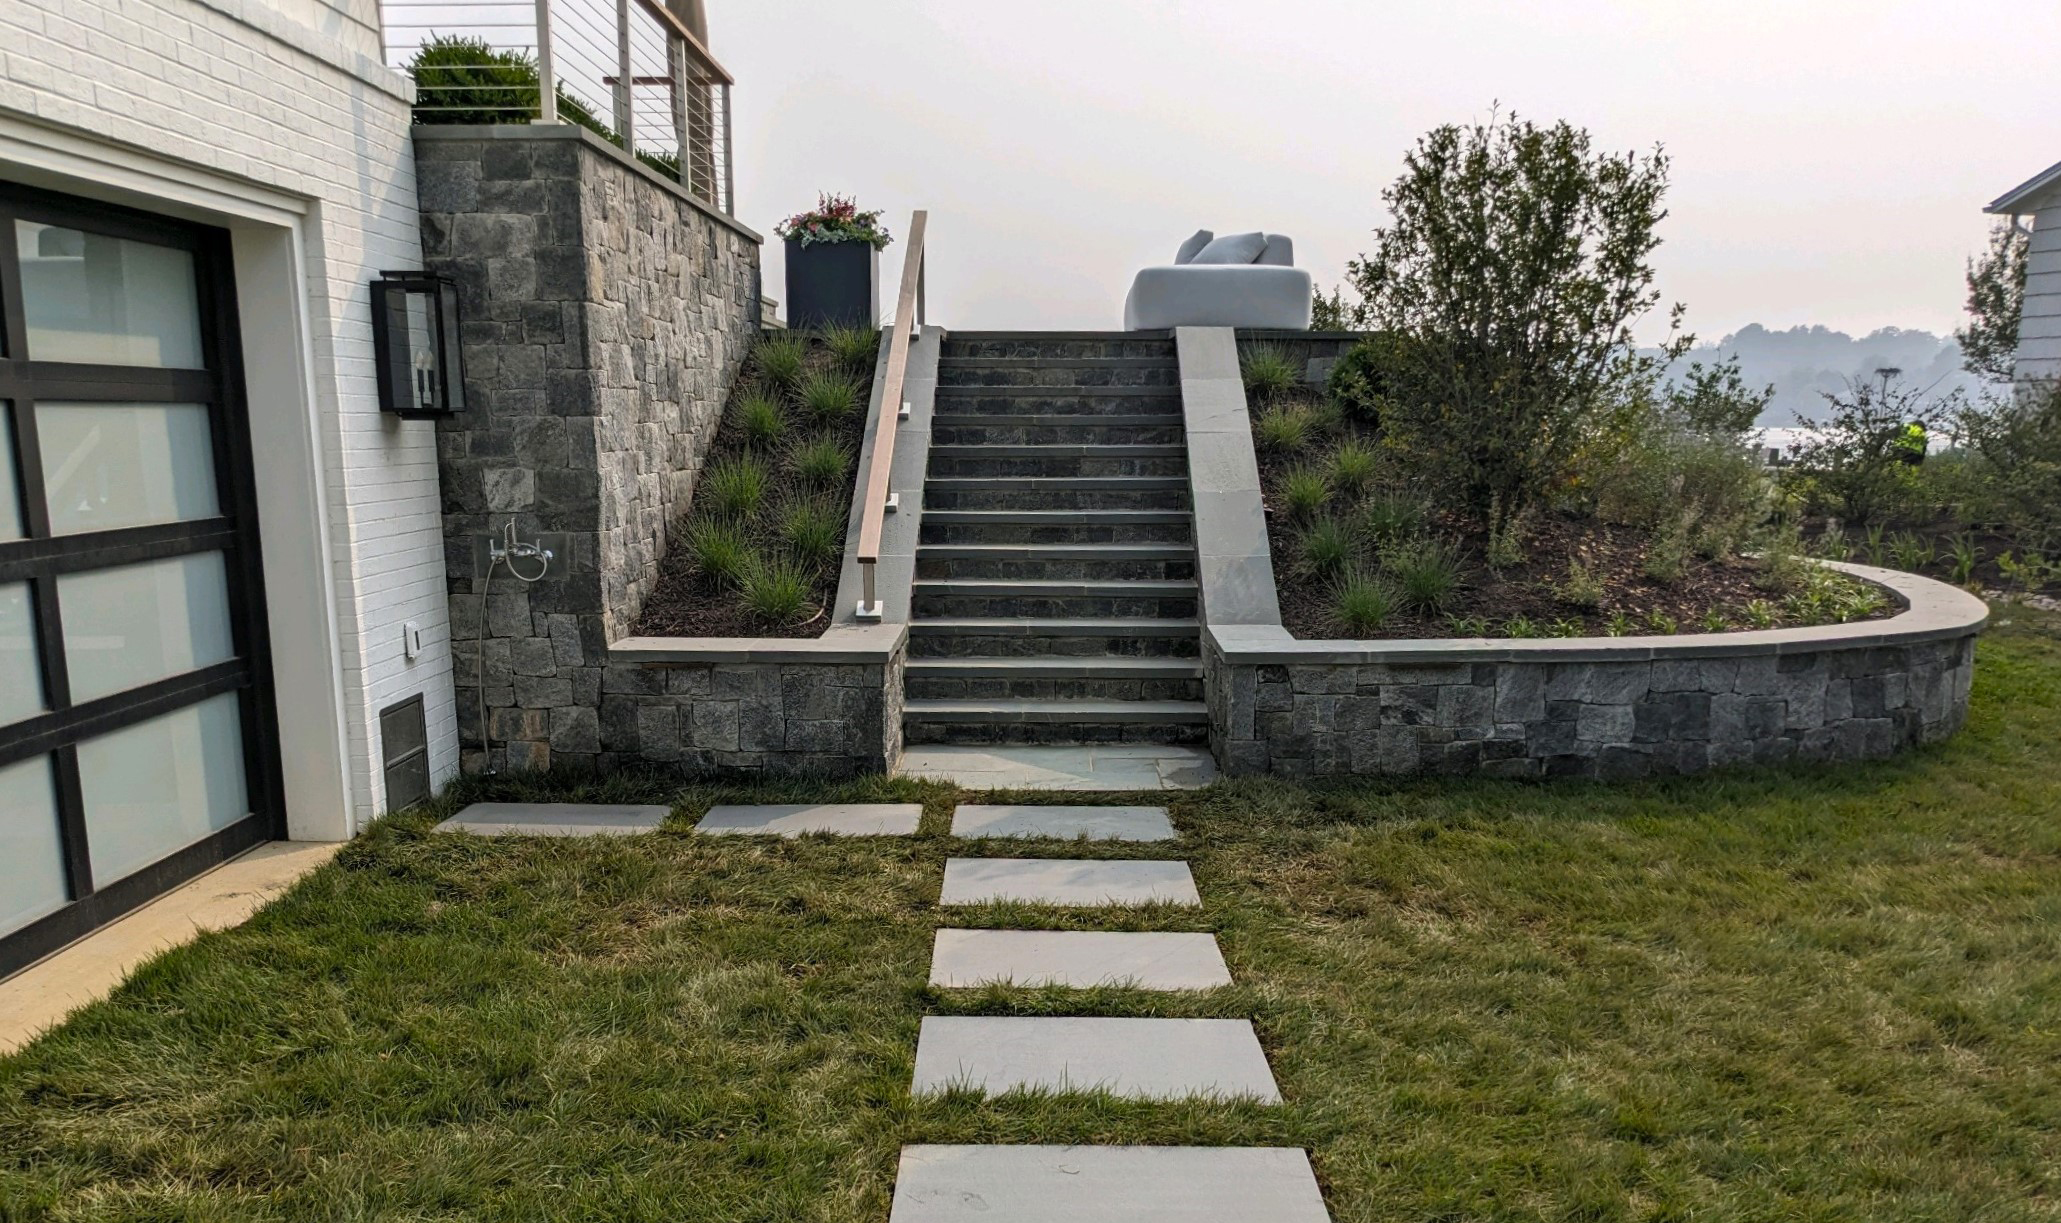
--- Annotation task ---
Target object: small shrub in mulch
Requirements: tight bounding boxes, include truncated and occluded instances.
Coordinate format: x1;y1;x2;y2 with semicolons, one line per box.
634;332;874;638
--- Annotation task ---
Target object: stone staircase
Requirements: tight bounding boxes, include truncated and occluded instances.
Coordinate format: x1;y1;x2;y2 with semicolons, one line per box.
903;332;1207;745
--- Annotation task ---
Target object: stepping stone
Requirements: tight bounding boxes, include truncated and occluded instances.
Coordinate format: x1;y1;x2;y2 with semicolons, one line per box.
951;804;1175;842
939;858;1199;907
889;1145;1331;1222
694;803;921;837
438;803;669;837
911;1016;1280;1101
929;929;1231;990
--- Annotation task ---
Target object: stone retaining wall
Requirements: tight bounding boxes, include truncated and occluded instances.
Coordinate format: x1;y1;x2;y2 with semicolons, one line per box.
417;124;762;772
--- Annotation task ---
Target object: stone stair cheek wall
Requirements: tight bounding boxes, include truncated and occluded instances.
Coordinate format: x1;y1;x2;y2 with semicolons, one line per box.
419;126;762;774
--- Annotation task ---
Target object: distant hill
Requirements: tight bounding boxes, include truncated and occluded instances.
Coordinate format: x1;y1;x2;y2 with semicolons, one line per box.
1659;324;1981;426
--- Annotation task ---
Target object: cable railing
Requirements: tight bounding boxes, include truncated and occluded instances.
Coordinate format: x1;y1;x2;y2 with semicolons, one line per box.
382;0;733;215
855;210;929;621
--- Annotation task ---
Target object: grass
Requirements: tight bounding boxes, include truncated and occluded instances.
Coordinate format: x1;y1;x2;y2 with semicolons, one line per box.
4;622;2061;1220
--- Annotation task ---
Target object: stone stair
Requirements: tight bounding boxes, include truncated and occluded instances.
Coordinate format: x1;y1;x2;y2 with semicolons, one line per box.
905;332;1206;745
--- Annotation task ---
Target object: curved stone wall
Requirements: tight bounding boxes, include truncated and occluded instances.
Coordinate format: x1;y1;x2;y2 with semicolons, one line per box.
1204;563;1988;780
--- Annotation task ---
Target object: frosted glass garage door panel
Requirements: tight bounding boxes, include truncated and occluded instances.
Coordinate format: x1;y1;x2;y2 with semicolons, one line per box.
14;222;204;368
77;693;249;887
0;757;69;938
36;403;218;535
0;582;42;725
57;552;234;703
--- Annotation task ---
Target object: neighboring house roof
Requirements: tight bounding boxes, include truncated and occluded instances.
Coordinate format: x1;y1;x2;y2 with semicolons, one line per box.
1987;158;2061;214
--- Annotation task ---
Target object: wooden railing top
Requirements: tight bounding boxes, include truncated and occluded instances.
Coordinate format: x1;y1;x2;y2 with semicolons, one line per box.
632;0;734;84
855;209;928;567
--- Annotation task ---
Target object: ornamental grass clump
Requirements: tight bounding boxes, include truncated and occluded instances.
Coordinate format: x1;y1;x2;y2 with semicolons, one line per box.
1328;439;1380;497
703;457;770;518
799;370;862;424
781;499;844;566
754;333;807;391
1241;344;1299;403
791;435;851;487
1386;536;1464;617
1333;569;1396;635
1279;467;1330;521
1298;516;1353;579
823;323;880;373
738;555;814;625
1256;403;1316;455
685;519;751;588
735;391;787;449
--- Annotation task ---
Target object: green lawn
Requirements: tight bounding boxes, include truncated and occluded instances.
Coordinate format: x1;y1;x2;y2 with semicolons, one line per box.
4;621;2059;1221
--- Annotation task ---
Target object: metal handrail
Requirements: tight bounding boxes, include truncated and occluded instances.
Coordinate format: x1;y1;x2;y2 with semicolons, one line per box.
855;209;929;620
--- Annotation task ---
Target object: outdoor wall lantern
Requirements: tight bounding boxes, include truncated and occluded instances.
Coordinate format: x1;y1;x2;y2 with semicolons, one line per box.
370;270;466;419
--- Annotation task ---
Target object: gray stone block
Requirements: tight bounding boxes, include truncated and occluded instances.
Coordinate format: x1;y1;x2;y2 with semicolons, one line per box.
939;858;1201;907
928;929;1231;990
439;802;668;836
888;1145;1330;1223
697;803;921;837
912;1016;1279;1101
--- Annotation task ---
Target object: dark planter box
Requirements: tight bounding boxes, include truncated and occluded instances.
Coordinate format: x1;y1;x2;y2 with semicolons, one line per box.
784;238;879;329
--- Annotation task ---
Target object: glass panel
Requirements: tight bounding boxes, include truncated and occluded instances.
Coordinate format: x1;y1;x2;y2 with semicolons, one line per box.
0;409;21;541
78;692;249;887
58;552;233;703
36;402;218;534
0;582;43;724
15;221;204;368
0;756;70;938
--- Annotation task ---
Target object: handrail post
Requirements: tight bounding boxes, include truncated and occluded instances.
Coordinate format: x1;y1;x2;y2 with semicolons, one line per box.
533;0;560;123
614;0;635;155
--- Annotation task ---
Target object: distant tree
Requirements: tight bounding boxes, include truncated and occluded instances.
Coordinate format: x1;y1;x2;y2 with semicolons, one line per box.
1957;219;2030;383
1344;110;1684;537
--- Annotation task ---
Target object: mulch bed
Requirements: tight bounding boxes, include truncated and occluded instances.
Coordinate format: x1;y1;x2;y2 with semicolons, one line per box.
633;339;871;639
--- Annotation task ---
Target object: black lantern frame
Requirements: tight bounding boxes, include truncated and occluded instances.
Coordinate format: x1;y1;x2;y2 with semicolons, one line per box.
370;270;466;419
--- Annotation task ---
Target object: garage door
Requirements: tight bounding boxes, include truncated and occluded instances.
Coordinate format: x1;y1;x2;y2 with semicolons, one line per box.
0;183;282;977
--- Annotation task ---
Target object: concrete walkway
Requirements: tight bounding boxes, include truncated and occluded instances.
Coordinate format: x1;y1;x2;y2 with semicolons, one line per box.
896;804;1330;1220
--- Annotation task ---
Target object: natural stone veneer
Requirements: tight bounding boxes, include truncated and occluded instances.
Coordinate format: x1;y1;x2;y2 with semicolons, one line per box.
1177;327;1988;781
1204;564;1986;780
416;125;762;773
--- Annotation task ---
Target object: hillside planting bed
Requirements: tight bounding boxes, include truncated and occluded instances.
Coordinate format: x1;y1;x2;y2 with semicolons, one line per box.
635;328;877;639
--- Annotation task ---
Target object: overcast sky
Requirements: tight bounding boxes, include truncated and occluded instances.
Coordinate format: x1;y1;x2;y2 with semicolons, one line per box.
708;0;2056;343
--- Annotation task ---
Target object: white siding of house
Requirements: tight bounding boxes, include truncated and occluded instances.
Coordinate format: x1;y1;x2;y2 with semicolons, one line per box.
2017;205;2061;382
0;0;459;833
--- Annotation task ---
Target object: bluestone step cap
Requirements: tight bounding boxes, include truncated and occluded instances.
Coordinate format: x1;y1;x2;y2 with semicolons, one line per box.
929;929;1231;989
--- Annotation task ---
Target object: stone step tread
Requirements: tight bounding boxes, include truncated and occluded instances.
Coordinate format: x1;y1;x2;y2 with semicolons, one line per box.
929;929;1225;987
908;617;1200;637
921;508;1192;524
907;657;1203;678
939;856;1202;906
934;383;1181;394
694;803;922;837
950;804;1178;841
911;1016;1280;1101
888;1146;1330;1223
912;578;1197;596
927;441;1187;455
931;413;1182;427
941;357;1179;368
945;329;1174;340
906;699;1210;724
924;476;1190;490
439;803;670;837
916;543;1194;559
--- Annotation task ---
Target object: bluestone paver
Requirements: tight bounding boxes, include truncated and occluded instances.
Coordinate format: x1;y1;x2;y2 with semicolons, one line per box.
695;803;922;837
928;929;1230;990
911;1016;1279;1101
951;804;1176;841
888;1145;1331;1222
939;858;1200;907
438;803;669;837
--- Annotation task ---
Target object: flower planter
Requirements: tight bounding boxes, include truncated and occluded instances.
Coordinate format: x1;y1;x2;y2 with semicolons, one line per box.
785;238;879;329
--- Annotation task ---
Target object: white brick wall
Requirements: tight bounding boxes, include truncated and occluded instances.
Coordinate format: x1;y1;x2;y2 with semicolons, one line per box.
0;0;460;829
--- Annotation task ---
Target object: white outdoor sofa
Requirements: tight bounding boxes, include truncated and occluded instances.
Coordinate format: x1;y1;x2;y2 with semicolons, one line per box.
1123;229;1313;331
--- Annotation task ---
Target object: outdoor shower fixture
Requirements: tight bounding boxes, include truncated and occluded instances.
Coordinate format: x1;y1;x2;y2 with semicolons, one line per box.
475;519;555;773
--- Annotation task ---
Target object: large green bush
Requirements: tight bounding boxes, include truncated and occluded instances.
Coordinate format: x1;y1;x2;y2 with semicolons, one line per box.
1955;381;2061;534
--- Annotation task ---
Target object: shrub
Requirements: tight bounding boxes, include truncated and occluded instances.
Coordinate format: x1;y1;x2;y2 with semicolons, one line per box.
1326;331;1417;428
1333;570;1395;635
1328;439;1380;497
1889;531;1935;572
1255;403;1316;454
1554;560;1605;609
1956;382;2061;535
685;519;751;587
736;391;787;448
406;35;610;133
1741;599;1779;629
781;499;844;565
1279;467;1330;520
799;370;862;423
1756;523;1809;592
754;333;807;390
1643;511;1696;585
1784;375;1943;526
1345;111;1678;536
737;555;813;624
1241;344;1299;402
791;435;852;487
703;457;770;518
1862;523;1888;566
1949;532;1981;585
1386;536;1464;616
823;323;880;373
1298;516;1353;579
1360;492;1424;543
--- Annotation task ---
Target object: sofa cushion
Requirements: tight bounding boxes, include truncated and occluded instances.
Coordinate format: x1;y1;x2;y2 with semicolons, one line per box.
1189;231;1268;265
1256;234;1295;267
1174;229;1214;265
